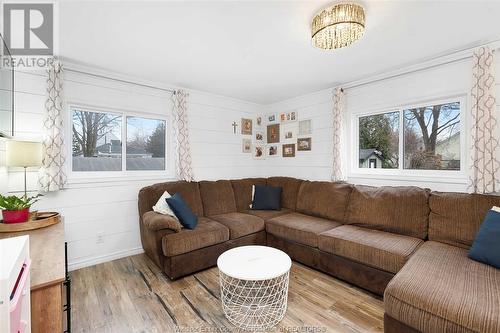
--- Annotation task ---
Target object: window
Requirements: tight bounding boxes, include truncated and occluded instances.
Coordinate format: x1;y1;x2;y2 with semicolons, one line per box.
403;102;460;170
72;109;122;171
126;116;166;171
71;106;168;173
356;98;463;174
359;111;399;169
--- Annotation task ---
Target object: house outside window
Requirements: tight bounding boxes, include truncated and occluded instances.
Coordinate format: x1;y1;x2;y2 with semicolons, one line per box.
358;111;399;169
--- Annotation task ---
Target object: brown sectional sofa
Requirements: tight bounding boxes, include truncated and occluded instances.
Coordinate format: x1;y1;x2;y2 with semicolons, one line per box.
138;177;500;333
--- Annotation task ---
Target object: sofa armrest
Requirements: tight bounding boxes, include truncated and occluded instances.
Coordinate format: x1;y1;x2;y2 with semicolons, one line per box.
142;211;182;232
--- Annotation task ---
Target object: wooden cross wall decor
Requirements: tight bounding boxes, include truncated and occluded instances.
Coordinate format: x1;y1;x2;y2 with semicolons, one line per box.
232;121;238;134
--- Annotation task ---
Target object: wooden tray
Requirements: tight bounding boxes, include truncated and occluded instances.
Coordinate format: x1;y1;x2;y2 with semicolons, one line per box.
0;212;60;233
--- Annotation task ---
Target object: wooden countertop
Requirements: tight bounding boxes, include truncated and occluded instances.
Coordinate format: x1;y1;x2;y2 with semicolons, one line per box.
0;221;65;290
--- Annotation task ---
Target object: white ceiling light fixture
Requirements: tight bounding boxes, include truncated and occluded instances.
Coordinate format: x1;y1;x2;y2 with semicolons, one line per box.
311;3;365;50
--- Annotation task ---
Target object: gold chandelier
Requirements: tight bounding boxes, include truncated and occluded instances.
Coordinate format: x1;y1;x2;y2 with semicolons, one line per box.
311;3;365;50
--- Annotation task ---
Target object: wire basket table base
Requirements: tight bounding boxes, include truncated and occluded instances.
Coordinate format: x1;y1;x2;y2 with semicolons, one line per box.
219;270;290;331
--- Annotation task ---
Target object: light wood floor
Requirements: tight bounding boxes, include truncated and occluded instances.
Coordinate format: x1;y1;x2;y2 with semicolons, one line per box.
70;254;384;333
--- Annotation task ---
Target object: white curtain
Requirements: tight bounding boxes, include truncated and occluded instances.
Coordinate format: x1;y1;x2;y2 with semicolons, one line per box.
469;46;499;194
39;58;66;192
332;87;345;181
172;89;194;181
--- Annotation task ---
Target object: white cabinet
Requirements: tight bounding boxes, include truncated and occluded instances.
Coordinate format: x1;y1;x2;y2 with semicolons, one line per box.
0;236;31;333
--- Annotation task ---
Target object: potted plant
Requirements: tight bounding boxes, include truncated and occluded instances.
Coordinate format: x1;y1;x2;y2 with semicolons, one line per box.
0;194;41;224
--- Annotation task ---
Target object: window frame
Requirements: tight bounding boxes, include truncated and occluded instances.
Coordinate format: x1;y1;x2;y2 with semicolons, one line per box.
349;94;468;183
67;102;174;183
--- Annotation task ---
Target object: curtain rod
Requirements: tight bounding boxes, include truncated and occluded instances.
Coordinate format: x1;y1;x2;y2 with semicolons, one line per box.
342;39;500;91
63;67;176;94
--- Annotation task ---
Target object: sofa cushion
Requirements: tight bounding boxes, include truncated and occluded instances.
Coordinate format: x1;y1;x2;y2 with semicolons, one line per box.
139;181;204;218
266;212;341;248
210;212;265;239
152;191;178;219
231;178;267;211
162;217;229;256
266;177;303;210
318;225;423;274
296;181;352;222
244;208;292;221
345;185;430;239
251;185;282;210
429;191;500;249
166;193;198;229
199;180;237;216
142;211;182;232
469;208;500;269
385;241;500;333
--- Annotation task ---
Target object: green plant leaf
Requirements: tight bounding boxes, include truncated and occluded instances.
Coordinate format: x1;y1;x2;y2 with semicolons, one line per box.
0;194;42;211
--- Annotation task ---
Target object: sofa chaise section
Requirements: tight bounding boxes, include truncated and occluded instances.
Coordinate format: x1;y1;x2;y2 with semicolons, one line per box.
384;241;500;333
383;190;500;333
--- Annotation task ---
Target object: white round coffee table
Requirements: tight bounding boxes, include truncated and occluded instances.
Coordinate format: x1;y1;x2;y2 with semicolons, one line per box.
217;245;292;331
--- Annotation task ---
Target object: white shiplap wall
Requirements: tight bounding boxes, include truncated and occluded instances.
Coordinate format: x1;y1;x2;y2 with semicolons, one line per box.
4;67;264;270
263;54;500;192
188;91;266;179
263;89;333;180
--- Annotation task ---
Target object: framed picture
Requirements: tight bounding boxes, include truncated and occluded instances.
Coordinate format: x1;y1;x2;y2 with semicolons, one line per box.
299;119;312;135
281;122;298;142
255;130;264;142
242;138;252;153
253;144;265;160
256;115;263;127
267;124;280;143
282;144;295;157
297;138;312;151
267;113;277;123
280;111;298;123
241;118;252;135
267;144;280;157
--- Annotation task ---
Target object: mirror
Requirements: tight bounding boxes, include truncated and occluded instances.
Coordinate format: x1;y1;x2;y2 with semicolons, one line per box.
0;33;14;138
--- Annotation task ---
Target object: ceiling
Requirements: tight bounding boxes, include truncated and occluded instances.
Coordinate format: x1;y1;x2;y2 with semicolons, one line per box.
59;1;500;104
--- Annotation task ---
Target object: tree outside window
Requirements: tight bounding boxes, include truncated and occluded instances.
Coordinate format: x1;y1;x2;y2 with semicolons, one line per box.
404;102;460;170
126;117;166;170
72;109;122;171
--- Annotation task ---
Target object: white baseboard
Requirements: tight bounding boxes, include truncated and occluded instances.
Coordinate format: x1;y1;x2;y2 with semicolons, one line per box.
68;247;145;271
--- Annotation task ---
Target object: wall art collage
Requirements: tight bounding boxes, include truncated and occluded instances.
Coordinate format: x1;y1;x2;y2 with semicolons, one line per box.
240;112;312;159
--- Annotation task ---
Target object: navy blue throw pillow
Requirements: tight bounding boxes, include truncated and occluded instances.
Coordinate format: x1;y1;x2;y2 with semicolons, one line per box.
469;208;500;269
166;193;198;229
251;185;282;210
